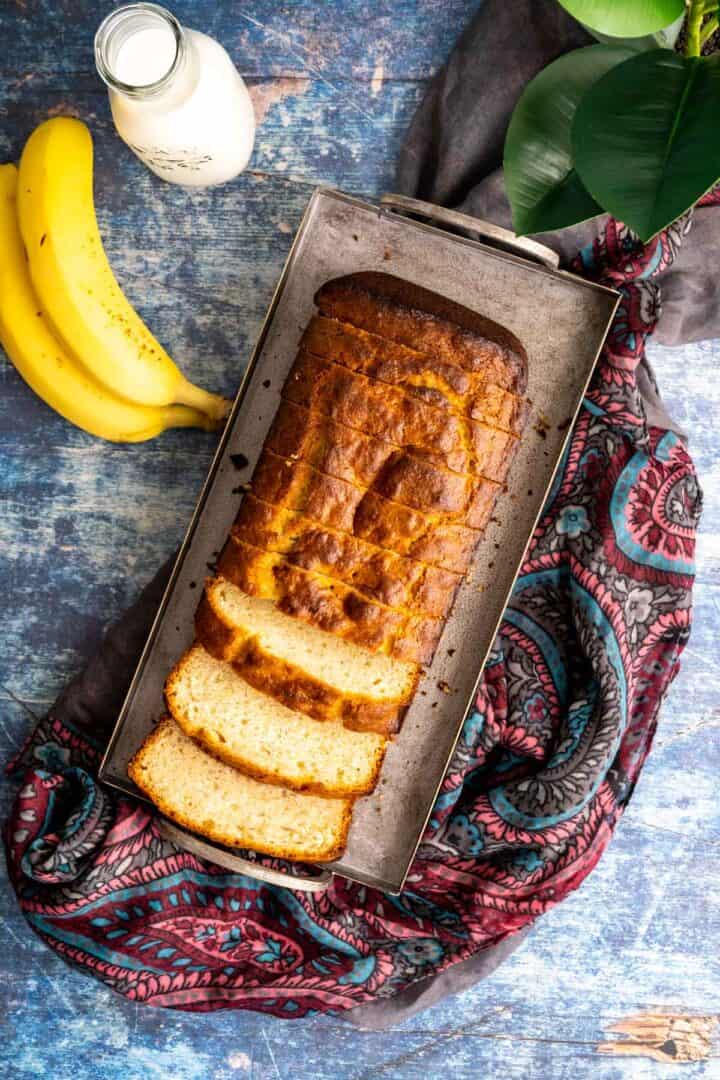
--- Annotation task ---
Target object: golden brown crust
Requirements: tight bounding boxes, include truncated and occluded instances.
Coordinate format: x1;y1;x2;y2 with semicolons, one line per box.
195;587;411;735
128;720;352;862
314;272;528;393
302;315;528;434
165;659;387;798
266;401;500;529
250;451;478;574
233;495;460;617
194;591;237;659
216;537;442;665
284;351;517;483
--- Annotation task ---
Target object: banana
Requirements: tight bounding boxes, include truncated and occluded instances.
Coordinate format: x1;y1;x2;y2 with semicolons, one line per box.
17;117;229;419
0;164;220;442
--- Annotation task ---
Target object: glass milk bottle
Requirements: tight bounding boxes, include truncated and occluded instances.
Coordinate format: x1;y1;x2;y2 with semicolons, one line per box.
94;3;255;186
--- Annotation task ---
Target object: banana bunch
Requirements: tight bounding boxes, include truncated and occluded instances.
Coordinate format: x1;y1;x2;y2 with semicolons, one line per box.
0;118;231;442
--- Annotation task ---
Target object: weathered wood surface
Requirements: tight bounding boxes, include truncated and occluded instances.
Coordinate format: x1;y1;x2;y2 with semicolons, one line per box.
1;2;719;1077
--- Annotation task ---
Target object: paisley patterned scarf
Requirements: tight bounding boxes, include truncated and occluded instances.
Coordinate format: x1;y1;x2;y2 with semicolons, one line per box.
3;198;707;1017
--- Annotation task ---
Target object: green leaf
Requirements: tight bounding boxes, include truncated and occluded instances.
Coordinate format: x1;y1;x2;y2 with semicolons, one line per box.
557;0;685;37
573;50;720;242
504;45;634;235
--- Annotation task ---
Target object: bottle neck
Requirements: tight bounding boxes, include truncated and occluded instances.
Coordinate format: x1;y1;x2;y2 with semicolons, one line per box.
94;3;187;101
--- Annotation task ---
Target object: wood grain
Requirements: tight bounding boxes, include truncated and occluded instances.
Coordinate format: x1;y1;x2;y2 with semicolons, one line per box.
1;1;719;1077
597;1012;718;1063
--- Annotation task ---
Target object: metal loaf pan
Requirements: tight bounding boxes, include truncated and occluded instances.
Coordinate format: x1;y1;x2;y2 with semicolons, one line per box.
99;189;619;894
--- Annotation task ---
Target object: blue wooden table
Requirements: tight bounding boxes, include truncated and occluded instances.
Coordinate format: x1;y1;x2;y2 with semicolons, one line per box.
2;2;719;1076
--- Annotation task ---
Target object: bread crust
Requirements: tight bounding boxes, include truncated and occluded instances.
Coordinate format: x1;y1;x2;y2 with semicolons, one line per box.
217;537;442;665
251;451;478;574
285;351;517;482
195;583;413;735
266;401;500;528
302;315;528;434
233;495;460;617
315;272;528;393
128;718;352;862
165;650;387;798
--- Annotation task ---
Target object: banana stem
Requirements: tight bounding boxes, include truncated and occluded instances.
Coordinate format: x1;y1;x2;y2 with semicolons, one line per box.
174;377;232;421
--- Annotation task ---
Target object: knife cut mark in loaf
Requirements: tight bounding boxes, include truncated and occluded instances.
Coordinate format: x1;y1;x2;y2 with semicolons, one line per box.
196;576;416;734
166;645;387;796
217;537;442;665
128;717;352;861
251;451;478;574
266;401;501;528
302;316;528;434
233;495;460;617
285;351;517;482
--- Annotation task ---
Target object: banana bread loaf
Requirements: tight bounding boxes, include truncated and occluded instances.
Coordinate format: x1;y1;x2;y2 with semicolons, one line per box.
135;272;528;862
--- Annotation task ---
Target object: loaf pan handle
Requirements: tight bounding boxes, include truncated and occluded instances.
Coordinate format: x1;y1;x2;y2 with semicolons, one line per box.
380;193;560;271
157;818;333;893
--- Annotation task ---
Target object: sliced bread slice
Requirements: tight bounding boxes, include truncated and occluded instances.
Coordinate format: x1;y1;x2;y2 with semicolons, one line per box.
128;717;352;861
216;536;442;665
252;451;478;575
284;351;517;482
166;644;387;796
266;401;500;528
196;576;417;734
302;315;527;434
233;494;460;618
